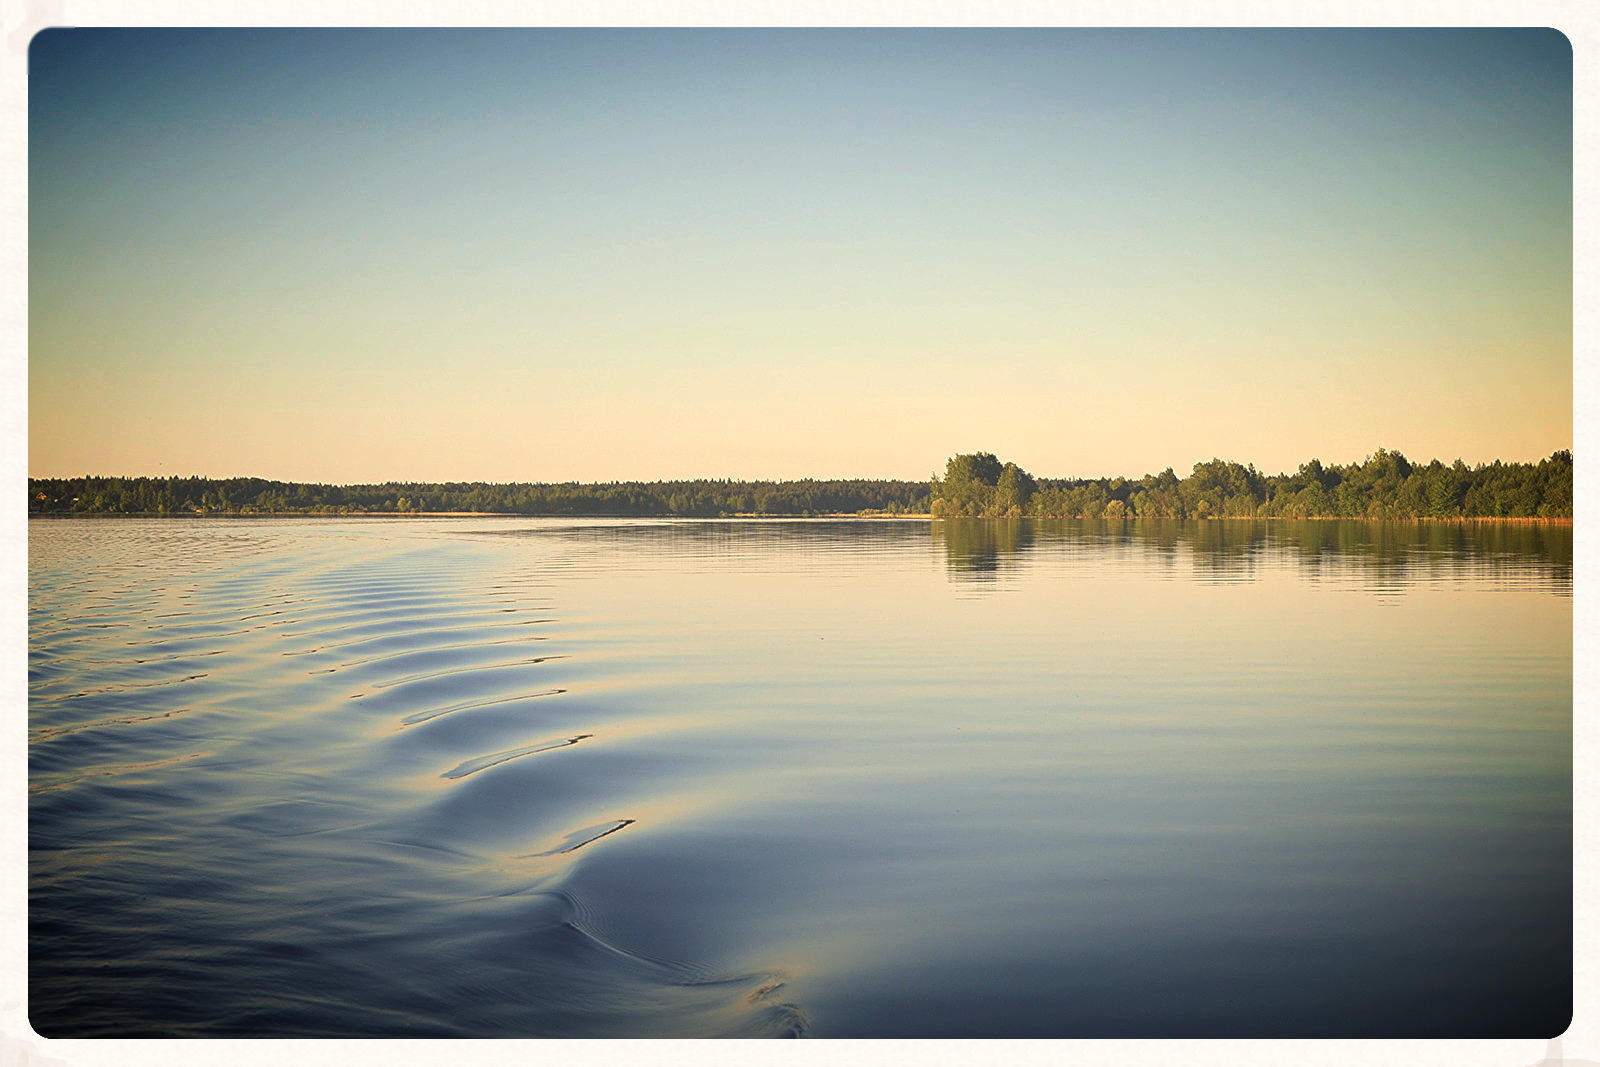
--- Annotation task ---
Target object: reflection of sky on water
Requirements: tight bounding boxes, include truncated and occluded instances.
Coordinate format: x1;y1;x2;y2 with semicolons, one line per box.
30;517;1571;1038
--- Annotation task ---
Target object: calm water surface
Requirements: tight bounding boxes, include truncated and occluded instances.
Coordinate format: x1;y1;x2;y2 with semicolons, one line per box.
28;517;1572;1037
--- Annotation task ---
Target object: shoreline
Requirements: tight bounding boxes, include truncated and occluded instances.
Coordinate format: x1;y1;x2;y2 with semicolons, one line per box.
26;512;1571;525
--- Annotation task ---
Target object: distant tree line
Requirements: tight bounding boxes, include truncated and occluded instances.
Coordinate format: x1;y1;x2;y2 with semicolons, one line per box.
930;449;1571;520
26;475;934;517
28;448;1571;520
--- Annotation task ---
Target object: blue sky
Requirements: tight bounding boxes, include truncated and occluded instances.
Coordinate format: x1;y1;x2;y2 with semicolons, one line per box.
29;28;1572;481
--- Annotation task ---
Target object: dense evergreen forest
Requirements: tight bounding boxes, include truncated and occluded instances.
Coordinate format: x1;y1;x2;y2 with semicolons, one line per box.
28;448;1571;520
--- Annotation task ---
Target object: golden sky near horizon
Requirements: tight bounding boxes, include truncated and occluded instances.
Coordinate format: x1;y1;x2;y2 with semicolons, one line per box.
29;28;1571;482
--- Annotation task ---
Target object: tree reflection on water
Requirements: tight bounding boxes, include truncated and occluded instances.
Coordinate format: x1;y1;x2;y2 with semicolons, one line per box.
930;517;1571;591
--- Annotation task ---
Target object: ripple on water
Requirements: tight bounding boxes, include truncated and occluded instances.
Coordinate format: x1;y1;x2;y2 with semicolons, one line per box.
29;519;805;1038
36;517;1567;1038
526;818;636;856
398;687;567;728
439;735;593;779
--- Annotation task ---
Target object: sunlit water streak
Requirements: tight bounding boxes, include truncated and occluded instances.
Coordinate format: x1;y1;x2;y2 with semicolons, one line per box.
29;517;1570;1037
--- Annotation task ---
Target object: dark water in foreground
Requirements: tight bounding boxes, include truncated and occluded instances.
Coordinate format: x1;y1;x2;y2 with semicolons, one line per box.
28;518;1571;1038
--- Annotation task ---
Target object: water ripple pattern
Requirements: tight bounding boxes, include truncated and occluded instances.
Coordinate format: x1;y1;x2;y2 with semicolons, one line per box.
30;516;1570;1038
29;518;805;1038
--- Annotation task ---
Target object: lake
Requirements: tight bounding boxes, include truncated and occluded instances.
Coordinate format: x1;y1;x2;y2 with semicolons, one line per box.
27;516;1572;1038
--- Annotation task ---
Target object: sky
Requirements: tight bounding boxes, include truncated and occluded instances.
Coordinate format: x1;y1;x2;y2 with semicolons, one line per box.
27;28;1572;483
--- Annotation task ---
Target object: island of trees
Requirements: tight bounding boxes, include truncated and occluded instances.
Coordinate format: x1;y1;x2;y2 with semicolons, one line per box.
28;448;1571;520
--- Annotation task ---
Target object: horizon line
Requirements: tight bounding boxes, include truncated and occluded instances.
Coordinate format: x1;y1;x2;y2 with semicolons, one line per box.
26;445;1576;487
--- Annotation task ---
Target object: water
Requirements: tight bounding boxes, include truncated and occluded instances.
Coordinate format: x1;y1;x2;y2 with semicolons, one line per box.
27;517;1572;1038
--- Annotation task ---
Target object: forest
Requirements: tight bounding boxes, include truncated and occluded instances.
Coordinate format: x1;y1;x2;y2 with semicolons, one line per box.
26;475;933;518
28;448;1572;520
928;449;1572;520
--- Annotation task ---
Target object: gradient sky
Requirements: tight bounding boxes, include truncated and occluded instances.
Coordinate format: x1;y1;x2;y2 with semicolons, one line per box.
28;28;1572;483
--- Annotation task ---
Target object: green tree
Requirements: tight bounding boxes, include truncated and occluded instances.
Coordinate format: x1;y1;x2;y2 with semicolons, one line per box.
994;462;1036;517
933;452;1007;515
